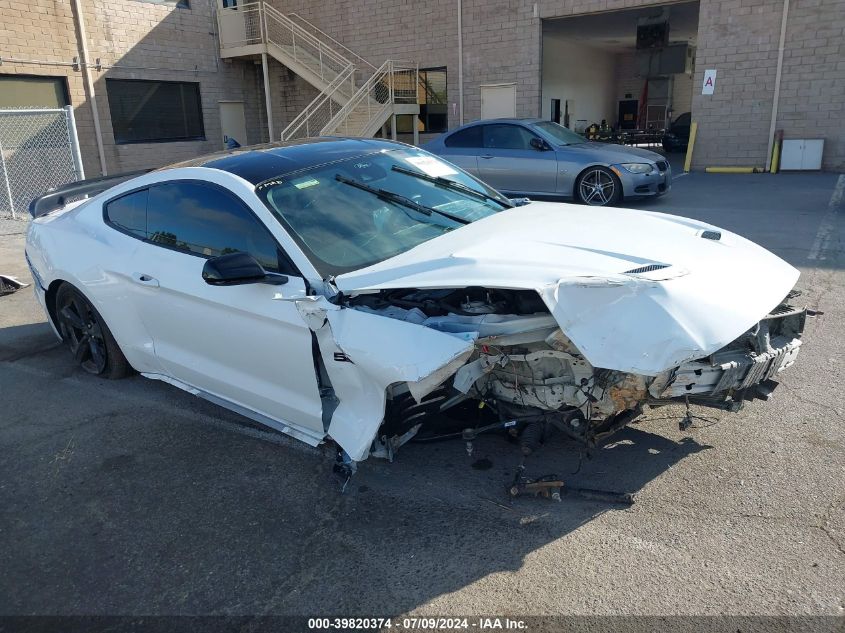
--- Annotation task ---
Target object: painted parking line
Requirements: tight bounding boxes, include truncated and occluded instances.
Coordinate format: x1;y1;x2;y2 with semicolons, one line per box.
807;173;844;261
673;172;689;181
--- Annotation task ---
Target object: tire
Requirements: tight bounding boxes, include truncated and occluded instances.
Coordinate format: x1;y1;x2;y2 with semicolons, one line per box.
576;166;622;207
55;283;130;379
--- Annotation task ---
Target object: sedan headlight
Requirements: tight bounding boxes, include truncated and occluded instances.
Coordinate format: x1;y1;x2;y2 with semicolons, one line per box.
619;163;655;174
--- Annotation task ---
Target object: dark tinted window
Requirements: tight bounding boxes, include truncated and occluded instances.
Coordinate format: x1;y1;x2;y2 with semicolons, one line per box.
483;124;535;150
105;189;148;238
106;79;204;144
444;125;482;148
146;182;283;272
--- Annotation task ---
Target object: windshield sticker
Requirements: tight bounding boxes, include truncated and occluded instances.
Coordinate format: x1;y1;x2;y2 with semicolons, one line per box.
293;178;320;190
256;178;284;191
402;155;458;178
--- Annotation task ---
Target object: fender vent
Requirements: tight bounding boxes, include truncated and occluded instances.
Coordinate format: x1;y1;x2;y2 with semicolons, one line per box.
701;230;722;241
624;263;670;274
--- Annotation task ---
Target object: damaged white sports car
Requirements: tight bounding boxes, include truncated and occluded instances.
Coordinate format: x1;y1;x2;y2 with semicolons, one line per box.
26;138;807;467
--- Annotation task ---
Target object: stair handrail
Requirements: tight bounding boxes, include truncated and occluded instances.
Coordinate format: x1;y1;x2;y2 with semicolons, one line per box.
322;60;418;137
217;1;263;49
280;64;357;140
321;61;391;137
262;4;352;76
287;13;377;72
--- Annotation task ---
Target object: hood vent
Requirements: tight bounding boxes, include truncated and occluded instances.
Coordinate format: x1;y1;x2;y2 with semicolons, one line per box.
624;263;670;274
701;230;722;241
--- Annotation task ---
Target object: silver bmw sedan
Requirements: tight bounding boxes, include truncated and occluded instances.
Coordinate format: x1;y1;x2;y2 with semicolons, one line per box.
423;118;671;206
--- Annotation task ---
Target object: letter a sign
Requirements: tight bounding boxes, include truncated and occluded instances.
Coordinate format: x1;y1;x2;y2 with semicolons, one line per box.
702;69;717;95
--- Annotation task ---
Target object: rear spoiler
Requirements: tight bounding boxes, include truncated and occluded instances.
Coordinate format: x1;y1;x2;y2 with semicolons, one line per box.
28;169;153;219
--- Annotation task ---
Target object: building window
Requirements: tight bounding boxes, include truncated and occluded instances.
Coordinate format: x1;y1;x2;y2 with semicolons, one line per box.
106;79;205;144
417;67;447;133
0;75;70;108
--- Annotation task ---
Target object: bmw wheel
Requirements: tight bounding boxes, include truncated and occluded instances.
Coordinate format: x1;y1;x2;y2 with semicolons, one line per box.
55;283;130;379
576;167;621;206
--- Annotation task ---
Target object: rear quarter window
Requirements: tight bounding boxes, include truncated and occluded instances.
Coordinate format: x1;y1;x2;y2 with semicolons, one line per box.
104;189;148;238
444;126;482;148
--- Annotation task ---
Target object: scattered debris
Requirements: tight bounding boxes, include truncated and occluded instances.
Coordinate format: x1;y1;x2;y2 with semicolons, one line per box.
0;274;29;296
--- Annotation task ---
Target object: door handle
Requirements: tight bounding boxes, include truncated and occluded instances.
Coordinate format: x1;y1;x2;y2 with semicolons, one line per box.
480;154;494;159
132;273;159;288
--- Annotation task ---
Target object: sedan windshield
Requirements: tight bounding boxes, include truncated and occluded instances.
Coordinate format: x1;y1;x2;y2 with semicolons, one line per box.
533;121;586;146
256;148;511;276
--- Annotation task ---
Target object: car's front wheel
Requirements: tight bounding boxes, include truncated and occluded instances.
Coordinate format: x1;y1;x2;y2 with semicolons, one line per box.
576;167;621;206
55;283;130;379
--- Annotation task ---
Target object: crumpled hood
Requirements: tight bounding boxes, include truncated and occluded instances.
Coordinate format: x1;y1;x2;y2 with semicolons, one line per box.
335;201;799;375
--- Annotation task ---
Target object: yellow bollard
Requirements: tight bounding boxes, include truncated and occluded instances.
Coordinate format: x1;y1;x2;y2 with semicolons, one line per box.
683;121;697;173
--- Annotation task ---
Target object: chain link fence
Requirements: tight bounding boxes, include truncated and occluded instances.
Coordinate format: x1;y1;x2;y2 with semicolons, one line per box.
0;106;85;220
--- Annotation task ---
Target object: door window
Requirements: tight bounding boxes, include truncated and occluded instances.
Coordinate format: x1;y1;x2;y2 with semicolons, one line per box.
444;126;482;148
145;182;285;273
482;124;536;150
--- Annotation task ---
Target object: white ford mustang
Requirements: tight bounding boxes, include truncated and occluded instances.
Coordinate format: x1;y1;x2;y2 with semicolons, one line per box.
25;138;807;465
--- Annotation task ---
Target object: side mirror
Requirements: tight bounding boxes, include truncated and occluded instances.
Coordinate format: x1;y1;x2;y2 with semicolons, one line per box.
202;252;288;286
530;137;549;151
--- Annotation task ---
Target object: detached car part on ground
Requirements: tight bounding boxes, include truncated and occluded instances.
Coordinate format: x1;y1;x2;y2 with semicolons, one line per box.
1;274;29;296
25;138;807;470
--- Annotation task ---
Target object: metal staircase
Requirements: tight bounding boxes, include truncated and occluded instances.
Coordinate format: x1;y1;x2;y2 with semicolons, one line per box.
216;2;420;141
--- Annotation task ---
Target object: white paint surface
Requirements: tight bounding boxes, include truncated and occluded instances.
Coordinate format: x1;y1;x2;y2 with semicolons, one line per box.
542;37;617;124
336;201;799;376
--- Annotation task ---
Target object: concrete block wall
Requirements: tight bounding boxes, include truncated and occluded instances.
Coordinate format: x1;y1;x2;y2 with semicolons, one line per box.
775;0;844;170
271;0;843;171
4;0;842;173
691;0;844;170
690;0;785;167
263;0;461;128
1;0;263;176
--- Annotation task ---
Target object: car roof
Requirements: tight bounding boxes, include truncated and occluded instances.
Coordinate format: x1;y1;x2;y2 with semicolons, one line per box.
455;118;544;128
163;137;411;185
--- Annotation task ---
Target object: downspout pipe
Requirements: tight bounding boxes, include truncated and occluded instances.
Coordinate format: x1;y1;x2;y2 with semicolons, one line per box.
765;0;789;172
457;0;464;125
70;0;108;176
261;53;275;141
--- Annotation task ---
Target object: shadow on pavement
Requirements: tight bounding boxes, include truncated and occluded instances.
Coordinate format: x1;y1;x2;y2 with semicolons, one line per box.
0;343;710;615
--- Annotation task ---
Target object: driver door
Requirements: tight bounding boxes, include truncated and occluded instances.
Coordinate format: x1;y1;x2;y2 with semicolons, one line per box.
125;180;325;440
477;123;558;194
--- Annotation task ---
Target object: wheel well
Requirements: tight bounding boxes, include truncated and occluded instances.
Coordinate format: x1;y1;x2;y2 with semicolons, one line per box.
45;279;66;334
572;165;624;201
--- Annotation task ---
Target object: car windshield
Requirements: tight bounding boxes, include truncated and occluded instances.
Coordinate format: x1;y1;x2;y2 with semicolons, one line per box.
256;148;511;277
532;121;586;146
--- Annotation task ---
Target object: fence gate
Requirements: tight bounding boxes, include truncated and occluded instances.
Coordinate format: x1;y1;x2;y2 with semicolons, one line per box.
0;106;85;219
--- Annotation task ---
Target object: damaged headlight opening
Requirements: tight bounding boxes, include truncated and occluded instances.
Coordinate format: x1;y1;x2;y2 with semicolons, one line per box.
336;286;807;460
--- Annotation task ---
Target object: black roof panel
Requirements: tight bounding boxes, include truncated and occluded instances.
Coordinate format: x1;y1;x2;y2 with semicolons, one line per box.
164;137;408;185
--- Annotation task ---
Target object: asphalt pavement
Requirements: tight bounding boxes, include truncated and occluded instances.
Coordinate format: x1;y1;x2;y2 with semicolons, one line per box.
0;167;843;622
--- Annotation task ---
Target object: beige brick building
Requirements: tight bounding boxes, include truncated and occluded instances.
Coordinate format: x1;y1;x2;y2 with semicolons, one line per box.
1;0;843;176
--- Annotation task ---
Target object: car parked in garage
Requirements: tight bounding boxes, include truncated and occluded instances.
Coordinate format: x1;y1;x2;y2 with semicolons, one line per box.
662;112;692;153
26;138;806;468
422;118;671;206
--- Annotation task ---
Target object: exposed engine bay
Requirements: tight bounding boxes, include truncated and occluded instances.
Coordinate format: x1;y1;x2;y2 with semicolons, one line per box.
339;286;807;457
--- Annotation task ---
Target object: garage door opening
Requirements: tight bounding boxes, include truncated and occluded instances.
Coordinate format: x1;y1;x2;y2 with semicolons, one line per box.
541;2;699;155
